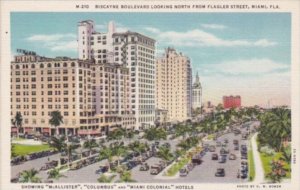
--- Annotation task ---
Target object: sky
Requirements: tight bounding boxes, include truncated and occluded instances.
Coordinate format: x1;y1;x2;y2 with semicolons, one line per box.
11;13;291;107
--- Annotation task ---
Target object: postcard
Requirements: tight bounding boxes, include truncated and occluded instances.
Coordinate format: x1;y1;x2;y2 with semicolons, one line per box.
0;0;299;190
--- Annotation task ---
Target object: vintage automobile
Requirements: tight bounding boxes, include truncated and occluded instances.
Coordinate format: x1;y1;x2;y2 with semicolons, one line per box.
139;163;150;171
179;168;189;177
211;153;218;160
229;153;237;160
215;168;225;177
218;155;227;163
150;164;163;175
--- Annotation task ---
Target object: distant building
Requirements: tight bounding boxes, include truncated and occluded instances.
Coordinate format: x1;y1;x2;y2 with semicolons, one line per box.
156;47;192;122
192;72;202;110
223;96;241;109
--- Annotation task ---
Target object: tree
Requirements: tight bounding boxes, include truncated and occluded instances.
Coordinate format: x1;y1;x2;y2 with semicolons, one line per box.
13;112;23;138
117;171;136;182
267;160;286;183
128;141;148;157
49;111;63;136
144;127;167;141
11;144;17;158
65;143;78;168
18;168;41;183
48;136;66;152
99;146;113;171
111;142;127;166
108;128;125;141
47;168;66;180
157;146;174;162
83;139;98;156
97;174;116;183
258;108;291;151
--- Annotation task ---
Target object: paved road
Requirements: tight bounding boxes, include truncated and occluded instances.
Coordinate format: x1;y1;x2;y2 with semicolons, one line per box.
11;121;258;183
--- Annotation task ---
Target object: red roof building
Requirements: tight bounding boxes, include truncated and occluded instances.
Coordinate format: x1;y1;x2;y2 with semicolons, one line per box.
223;96;241;109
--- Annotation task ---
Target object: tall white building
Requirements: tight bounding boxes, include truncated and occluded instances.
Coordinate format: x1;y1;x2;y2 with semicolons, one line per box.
78;20;156;130
192;72;202;110
156;48;192;122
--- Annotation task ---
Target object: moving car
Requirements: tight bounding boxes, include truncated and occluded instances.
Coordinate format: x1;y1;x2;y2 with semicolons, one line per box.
219;155;227;163
229;153;237;160
220;148;229;155
209;145;216;152
233;140;239;145
215;168;225;177
211;153;218;160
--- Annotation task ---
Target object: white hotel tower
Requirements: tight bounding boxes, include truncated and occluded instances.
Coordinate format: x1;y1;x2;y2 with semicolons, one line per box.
78;20;156;130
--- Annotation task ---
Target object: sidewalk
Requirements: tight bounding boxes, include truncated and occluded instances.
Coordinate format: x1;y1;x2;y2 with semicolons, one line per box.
251;133;265;184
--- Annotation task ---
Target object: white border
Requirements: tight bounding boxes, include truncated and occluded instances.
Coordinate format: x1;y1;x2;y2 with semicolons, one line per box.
1;1;299;190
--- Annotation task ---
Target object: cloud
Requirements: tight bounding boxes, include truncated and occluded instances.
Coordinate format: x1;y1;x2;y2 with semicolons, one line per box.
144;27;161;34
201;24;227;30
26;33;77;52
208;59;289;76
159;29;277;47
144;27;277;48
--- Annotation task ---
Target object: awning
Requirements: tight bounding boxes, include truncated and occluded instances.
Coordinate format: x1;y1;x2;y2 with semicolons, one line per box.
78;130;101;135
24;127;33;133
11;127;18;132
42;128;50;133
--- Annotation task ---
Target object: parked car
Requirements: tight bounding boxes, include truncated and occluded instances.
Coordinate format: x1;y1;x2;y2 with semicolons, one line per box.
192;156;202;165
150;165;163;175
95;165;108;174
179;168;189;177
212;153;218;160
215;168;225;177
139;163;149;171
229;153;237;160
224;139;229;143
216;141;222;147
241;153;248;160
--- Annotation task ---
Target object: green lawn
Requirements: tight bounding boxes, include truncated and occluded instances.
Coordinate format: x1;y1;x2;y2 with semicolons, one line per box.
12;144;52;157
248;146;255;181
259;151;291;179
166;157;190;176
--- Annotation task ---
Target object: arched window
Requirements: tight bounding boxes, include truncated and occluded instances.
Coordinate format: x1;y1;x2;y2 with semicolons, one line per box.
31;64;35;69
16;65;20;69
71;62;75;67
47;63;51;68
63;62;68;67
40;63;44;68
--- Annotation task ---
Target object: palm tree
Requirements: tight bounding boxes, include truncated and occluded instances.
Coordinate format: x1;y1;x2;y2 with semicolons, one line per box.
83;139;98;156
97;174;116;183
112;142;127;166
99;146;113;171
47;168;66;180
48;136;66;152
117;171;136;182
65;143;77;168
18;169;41;183
157;146;174;163
49;111;63;136
144;127;167;141
13;111;23;138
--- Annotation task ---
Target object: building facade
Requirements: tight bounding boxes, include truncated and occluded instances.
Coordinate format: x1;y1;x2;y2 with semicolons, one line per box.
156;47;192;122
11;52;134;136
192;72;202;110
78;20;156;130
223;96;241;109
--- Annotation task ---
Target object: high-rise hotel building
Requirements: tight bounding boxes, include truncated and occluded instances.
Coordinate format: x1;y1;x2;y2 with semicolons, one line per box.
10;52;134;136
192;72;202;110
78;20;156;130
156;48;192;122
